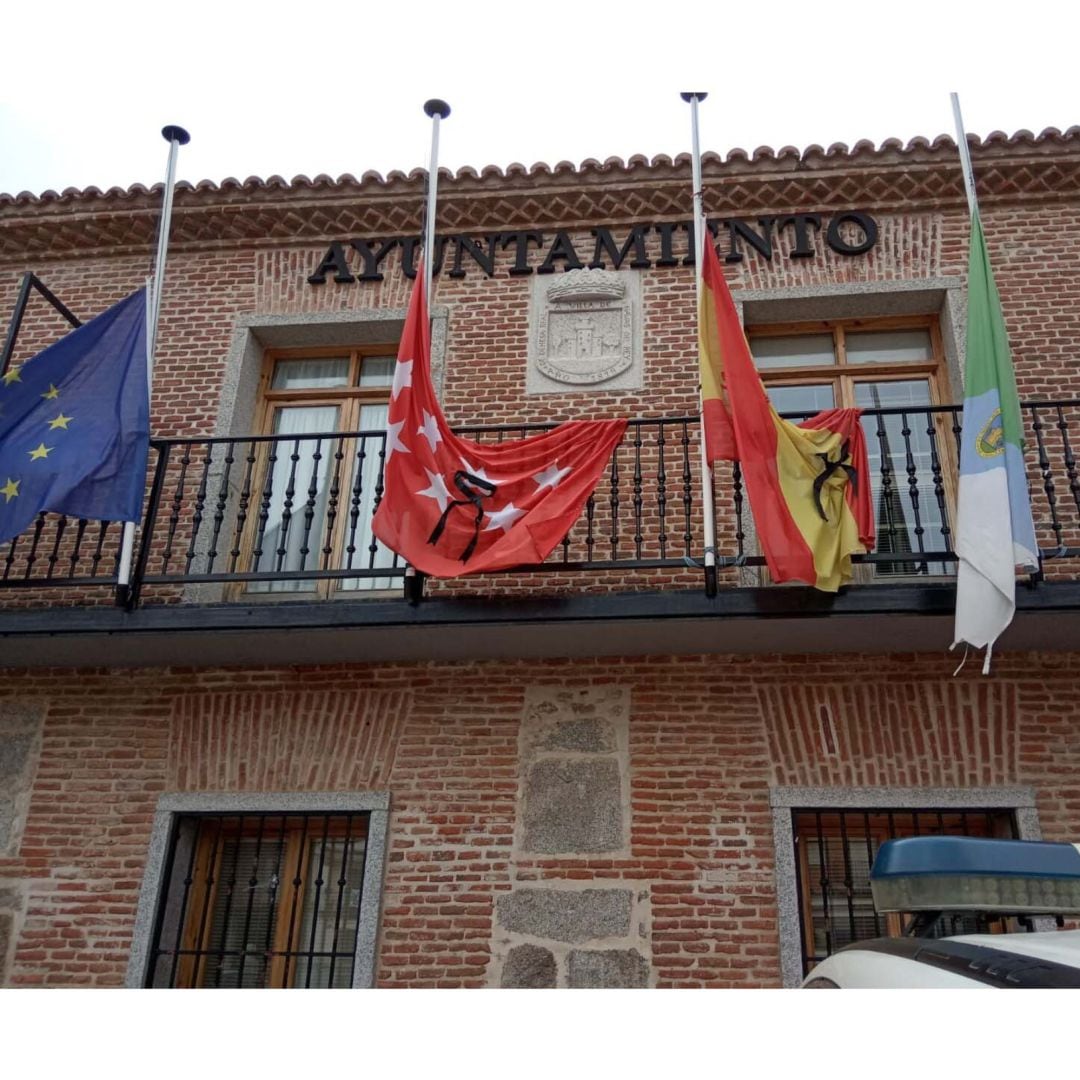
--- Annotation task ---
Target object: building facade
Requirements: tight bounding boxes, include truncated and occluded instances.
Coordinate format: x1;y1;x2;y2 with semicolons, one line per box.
0;127;1079;988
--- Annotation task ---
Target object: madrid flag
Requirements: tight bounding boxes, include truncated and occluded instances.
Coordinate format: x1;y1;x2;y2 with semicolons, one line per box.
698;238;875;591
372;275;627;576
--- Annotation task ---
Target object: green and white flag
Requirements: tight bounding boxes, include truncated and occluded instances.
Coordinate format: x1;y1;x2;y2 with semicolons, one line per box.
952;211;1039;672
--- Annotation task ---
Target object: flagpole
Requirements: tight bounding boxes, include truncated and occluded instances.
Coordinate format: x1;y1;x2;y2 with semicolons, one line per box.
116;124;191;607
681;91;719;598
422;99;451;304
950;93;978;216
402;99;450;605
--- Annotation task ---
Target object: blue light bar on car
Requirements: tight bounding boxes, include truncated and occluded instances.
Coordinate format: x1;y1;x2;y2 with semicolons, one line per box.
870;836;1080;915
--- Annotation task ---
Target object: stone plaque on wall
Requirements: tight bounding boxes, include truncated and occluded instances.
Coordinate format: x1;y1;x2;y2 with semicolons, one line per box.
527;269;643;395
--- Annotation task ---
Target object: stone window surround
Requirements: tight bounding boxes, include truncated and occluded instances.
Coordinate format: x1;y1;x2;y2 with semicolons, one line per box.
125;791;391;989
769;784;1040;988
733;276;967;400
216;306;450;442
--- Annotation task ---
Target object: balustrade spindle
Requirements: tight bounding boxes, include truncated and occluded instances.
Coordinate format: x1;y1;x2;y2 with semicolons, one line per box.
1030;404;1063;550
251;442;279;572
1056;404;1080;519
274;438;304;572
228;440;258;574
297;438;324;573
207;442;235;575
185;445;214;575
161;443;192;575
3;536;18;581
657;420;668;560
873;413;900;557
632;424;644;560
90;521;109;578
924;410;952;555
322;438;346;570
680;419;693;558
732;461;745;561
608;445;620;561
23;513;47;580
345;438;367;571
46;515;67;579
368;437;388;568
900;411;928;571
68;518;89;577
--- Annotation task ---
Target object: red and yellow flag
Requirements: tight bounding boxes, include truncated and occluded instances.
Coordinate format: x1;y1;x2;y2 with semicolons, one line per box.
698;239;875;591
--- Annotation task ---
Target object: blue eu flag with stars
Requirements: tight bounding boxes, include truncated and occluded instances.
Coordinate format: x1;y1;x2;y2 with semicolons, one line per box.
0;288;150;546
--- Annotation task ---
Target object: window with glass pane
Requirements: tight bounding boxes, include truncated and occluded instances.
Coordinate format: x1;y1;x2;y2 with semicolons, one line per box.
241;348;400;596
147;813;369;988
766;384;836;419
750;333;835;369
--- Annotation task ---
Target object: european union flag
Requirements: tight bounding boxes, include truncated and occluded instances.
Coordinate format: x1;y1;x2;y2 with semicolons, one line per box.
0;288;149;546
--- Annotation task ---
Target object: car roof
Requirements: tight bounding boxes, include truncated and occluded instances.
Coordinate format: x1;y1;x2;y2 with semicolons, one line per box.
948;929;1080;969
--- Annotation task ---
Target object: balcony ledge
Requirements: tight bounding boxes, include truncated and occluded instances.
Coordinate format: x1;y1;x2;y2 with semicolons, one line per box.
1;580;1078;669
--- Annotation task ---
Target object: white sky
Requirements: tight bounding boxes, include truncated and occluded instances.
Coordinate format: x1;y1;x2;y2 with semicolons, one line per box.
1;0;1076;199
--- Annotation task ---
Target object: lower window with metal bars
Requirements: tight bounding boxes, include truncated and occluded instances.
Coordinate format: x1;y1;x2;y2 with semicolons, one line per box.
146;812;370;988
793;807;1019;977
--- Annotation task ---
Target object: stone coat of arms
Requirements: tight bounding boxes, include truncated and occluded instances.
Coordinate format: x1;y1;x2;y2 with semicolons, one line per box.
528;269;642;394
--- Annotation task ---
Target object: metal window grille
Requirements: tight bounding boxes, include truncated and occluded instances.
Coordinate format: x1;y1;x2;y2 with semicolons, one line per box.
145;812;370;988
792;808;1018;977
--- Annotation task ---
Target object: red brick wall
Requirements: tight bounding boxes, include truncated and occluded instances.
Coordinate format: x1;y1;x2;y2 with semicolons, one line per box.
1;650;1078;988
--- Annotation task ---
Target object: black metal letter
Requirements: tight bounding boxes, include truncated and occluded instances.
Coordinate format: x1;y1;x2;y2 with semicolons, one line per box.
537;232;585;274
722;217;776;263
588;225;652;270
826;211;878;256
778;214;823;259
499;231;544;276
349;238;400;282
307;242;355;285
655;222;684;267
449;234;498;278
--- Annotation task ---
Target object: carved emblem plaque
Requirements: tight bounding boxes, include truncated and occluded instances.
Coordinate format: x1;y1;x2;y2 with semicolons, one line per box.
527;268;643;395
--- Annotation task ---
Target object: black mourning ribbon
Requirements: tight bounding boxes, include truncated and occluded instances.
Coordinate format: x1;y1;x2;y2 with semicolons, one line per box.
427;470;498;562
813;440;858;521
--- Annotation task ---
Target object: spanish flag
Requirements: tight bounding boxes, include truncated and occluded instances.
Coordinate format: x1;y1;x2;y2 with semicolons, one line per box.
698;239;875;591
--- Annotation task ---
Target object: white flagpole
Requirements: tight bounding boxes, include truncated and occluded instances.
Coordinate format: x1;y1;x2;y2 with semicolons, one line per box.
422;99;450;305
403;100;450;604
950;93;978;216
116;124;190;605
681;91;719;597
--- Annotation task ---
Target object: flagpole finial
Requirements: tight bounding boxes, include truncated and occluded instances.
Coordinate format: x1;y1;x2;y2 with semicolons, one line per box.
161;125;191;146
680;92;708;103
423;99;451;120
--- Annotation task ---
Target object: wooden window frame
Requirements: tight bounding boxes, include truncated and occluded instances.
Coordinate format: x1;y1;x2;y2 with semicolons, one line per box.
231;344;398;600
746;314;949;411
173;814;370;989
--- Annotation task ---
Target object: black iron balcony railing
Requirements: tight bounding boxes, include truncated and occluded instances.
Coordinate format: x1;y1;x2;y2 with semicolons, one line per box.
2;402;1079;606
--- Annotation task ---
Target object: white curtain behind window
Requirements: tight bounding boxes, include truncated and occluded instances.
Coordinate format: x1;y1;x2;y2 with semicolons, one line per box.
339;403;398;591
251;405;339;593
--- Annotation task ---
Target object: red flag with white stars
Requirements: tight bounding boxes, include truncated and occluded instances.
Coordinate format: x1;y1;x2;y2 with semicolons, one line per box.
372;274;627;576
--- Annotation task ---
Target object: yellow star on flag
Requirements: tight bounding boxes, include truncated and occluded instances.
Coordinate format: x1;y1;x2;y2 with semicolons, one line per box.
2;367;22;386
47;413;73;430
0;478;18;502
28;443;53;461
42;384;60;400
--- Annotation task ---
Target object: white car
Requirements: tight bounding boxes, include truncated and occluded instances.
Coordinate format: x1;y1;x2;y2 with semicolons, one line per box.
802;836;1080;988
